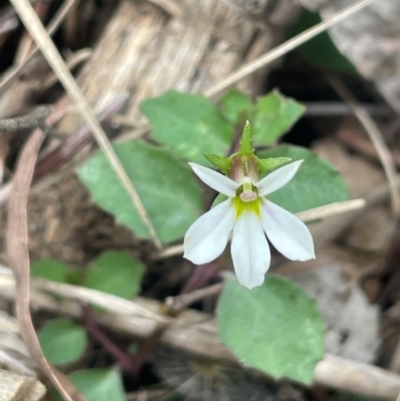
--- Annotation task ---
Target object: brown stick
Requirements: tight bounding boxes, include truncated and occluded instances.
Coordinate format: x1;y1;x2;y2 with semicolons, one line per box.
327;74;400;215
338;127;400;168
6;129;86;401
165;283;223;314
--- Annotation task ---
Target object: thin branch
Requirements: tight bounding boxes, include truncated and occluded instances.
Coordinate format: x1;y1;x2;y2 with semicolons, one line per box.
203;0;377;98
296;199;366;222
81;303;134;371
154;199;366;260
327;74;400;216
165;283;223;314
338;127;400;168
0;106;51;132
6;129;85;401
304;102;390;118
154;243;184;260
9;0;162;249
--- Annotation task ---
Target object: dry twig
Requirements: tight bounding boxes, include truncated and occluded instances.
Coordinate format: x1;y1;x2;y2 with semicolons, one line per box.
165;283;223;314
0;106;50;132
6;130;85;401
327;74;400;216
338;127;400;168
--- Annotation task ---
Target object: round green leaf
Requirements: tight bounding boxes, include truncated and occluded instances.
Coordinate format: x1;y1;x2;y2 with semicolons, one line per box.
38;319;87;365
217;275;325;383
258;145;349;213
69;369;125;401
77;141;203;243
140;90;233;164
31;259;70;283
219;88;254;125
85;251;144;299
253;90;305;145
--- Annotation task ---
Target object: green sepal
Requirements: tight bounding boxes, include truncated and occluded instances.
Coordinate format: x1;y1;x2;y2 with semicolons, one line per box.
211;193;228;208
204;153;232;175
238;121;254;155
257;157;291;174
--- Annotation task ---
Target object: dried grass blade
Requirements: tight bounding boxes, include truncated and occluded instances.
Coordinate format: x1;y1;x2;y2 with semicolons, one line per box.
327;74;400;216
6;129;86;401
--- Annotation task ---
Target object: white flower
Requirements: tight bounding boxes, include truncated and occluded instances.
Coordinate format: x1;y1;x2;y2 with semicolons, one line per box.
183;160;315;289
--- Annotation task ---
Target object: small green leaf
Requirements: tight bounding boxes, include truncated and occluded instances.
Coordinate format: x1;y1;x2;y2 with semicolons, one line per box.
141;90;233;164
257;157;291;174
238;121;254;155
217;275;325;383
78;141;203;244
204;153;232;175
31;259;70;283
258;145;349;213
69;369;125;401
38;319;87;365
219;88;254;125
253;90;305;145
85;251;144;299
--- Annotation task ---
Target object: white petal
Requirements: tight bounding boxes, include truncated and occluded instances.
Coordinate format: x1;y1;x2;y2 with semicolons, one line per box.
189;162;238;197
261;200;315;261
256;160;303;197
231;211;271;289
184;199;235;265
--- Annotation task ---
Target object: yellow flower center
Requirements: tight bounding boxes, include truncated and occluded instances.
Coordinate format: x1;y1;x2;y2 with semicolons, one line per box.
232;195;261;218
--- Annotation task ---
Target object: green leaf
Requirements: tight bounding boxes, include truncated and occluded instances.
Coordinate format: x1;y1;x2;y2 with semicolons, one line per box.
253;90;305;145
257;157;291;174
38;319;87;365
289;10;355;72
85;251;144;299
141;90;233;164
204;153;231;175
31;259;70;283
219;88;254;125
257;145;349;213
78;141;202;244
217;275;325;383
69;369;125;401
238;121;254;155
